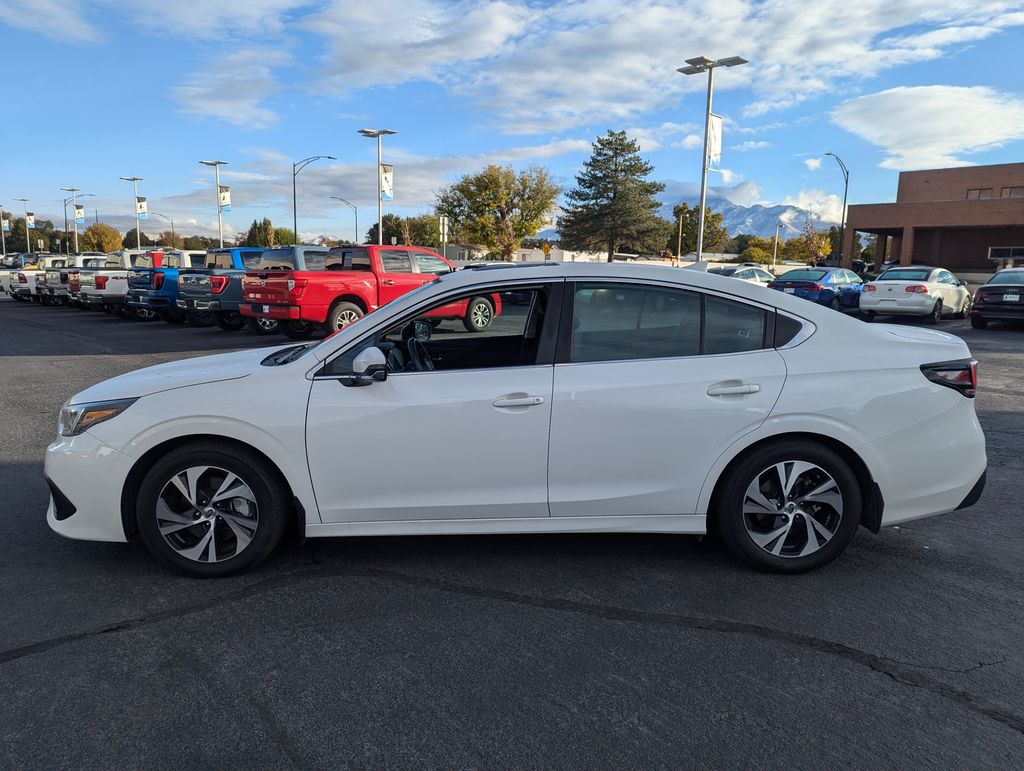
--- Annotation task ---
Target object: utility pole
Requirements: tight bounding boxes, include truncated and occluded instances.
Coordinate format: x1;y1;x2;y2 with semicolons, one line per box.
120;176;143;249
825;152;850;264
199;160;228;248
358;129;397;245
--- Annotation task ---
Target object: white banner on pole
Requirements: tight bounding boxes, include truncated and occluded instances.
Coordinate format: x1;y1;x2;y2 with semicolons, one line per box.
219;185;232;212
707;113;723;172
136;196;148;220
74;204;85;225
2;217;9;232
381;164;394;201
26;213;35;229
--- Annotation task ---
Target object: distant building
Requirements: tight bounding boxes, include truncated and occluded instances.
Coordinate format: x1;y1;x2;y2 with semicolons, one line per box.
844;162;1024;272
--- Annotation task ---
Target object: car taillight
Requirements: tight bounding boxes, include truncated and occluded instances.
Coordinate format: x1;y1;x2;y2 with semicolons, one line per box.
920;358;977;398
95;276;108;289
863;284;877;292
287;278;308;299
810;284;823;291
210;275;230;294
153;272;164;290
974;290;987;302
905;284;929;293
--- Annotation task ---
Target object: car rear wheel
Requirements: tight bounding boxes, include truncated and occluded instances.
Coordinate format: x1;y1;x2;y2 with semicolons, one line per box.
280;320;316;340
715;440;861;573
136;442;290;577
186;310;215;327
112;305;132;319
463;296;494;332
327;301;364;331
246;317;280;335
970;316;988;329
829;297;841;311
860;310;876;322
925;300;942;325
215;311;248;331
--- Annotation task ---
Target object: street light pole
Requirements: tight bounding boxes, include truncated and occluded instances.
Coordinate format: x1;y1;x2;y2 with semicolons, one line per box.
292;155;336;243
151;212;175;245
358;129;397;245
678;55;748;260
330;196;358;244
0;205;6;257
772;222;782;273
14;198;30;253
60;187;81;253
119;176;143;249
825;152;850;264
199;160;228;248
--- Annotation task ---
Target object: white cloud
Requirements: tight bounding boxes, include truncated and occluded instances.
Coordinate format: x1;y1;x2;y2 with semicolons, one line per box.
731;140;770;152
832;85;1024;169
626;122;698;152
804;158;823;170
679;134;703;150
661;178;762;207
172;50;288;128
0;0;100;42
781;189;843;223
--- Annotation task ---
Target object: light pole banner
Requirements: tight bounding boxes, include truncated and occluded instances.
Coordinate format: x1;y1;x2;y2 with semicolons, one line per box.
2;218;9;232
26;213;36;229
381;164;394;201
707;113;723;172
219;185;232;212
136;196;148;220
74;204;85;225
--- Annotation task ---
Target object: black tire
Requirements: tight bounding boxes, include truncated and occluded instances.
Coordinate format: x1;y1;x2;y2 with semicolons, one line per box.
860;310;876;322
462;296;495;332
186;310;215;327
714;440;862;573
135;441;290;577
280;320;316;340
246;316;280;335
955;296;971;320
112;305;132;319
130;306;158;322
214;311;248;332
828;296;841;311
326;301;364;332
925;300;942;325
970;316;988;330
158;309;186;324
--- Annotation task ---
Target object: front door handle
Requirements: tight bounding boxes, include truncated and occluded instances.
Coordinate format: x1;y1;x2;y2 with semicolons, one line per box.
707;384;760;396
493;394;545;408
382;279;397;286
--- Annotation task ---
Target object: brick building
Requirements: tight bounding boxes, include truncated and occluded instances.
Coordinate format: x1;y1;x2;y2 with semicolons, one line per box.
842;162;1024;272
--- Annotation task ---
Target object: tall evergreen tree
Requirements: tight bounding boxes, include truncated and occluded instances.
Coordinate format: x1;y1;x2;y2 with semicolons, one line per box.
667;202;728;256
558;130;669;261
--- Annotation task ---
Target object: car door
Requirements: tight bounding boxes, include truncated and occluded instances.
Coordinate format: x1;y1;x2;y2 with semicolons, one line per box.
842;270;863;307
547;281;787;518
936;270;963;311
306;281;561;523
376;248;431;306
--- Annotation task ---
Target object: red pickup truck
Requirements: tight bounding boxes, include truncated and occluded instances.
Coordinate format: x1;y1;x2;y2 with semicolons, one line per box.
240;245;501;339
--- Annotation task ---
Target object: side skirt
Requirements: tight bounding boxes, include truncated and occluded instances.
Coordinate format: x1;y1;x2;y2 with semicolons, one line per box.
305;514;706;538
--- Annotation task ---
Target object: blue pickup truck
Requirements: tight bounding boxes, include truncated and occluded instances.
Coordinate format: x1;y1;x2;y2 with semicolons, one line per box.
125;250;206;323
175;247;272;331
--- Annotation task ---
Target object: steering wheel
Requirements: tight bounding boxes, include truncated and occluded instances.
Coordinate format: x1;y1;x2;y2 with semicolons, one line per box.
406;338;435;372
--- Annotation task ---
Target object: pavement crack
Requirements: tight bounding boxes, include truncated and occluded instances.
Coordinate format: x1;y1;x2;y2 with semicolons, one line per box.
876;656;1007;675
1;564;1022;737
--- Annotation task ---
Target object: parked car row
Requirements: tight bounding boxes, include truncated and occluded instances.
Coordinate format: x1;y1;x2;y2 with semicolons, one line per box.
1;244;503;339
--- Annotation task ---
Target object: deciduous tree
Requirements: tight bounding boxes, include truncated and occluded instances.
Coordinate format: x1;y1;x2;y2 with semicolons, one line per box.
667;202;728;256
122;228;154;249
158;230;183;249
558;131;668;261
80;223;123;253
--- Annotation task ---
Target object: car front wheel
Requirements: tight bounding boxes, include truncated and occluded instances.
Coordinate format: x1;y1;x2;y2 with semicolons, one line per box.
463;296;494;332
280;320;316;339
214;311;248;331
715;440;861;573
136;442;290;577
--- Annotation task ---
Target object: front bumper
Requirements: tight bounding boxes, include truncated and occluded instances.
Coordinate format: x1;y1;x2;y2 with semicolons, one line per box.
240;302;302;320
45;431;134;542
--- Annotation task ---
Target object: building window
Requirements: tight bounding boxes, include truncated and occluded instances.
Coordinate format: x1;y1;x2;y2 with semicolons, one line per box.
988;247;1024;261
966;188;994;200
1001;187;1024;199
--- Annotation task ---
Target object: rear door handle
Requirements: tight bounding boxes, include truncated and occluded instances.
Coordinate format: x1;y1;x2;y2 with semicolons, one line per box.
493;394;545;408
707;384;760;396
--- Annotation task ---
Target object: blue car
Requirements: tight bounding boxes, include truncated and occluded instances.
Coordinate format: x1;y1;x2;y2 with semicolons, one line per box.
768;267;863;311
126;249;206;323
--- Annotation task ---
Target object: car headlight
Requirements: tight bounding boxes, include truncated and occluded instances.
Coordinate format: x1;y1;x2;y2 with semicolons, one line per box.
59;398;137;437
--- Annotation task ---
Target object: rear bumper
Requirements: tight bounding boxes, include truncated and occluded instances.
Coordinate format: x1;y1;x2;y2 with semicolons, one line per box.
126;290;174;309
10;286;31;297
177;297;223;312
971;305;1024;322
860;294;936;315
240;302;302;320
81;293;125;307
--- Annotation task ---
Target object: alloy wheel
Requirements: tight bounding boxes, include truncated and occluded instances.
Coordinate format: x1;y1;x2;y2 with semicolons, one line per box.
471;302;492;327
742;461;844;558
256;318;277;331
156;465;259;563
334;309;361;329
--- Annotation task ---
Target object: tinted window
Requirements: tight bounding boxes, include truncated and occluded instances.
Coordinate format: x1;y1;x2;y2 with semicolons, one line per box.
713;267;738;276
988;271;1024;285
380;249;412;273
135;253;158;268
206;252;233;270
258;248;298;270
570;284;701;363
241;251;263;269
301;249;328;271
188;254;206;268
779;269;827;281
704;296;767;354
412;251;451;275
877;269;931;281
325;247;371;271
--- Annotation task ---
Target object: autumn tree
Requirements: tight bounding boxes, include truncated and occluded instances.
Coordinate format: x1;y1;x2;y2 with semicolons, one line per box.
737;235;775;264
667;202;728;256
158;230;183;249
80;223;123;253
436;164;559;260
559;131;669;261
241;218;276;247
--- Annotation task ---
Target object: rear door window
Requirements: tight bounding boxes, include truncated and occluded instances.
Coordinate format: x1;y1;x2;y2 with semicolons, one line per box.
325;247;371;271
380;249;413;273
703;296;767;354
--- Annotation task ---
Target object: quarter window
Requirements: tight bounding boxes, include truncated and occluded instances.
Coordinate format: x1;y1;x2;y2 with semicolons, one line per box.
412;251;451;275
302;249;328;271
704;296;767;355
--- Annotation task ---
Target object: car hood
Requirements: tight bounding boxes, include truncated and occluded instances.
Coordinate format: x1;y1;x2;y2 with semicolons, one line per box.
69;347;286;403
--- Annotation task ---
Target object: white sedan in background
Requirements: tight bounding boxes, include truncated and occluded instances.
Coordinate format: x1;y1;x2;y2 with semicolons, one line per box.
45;263;986;577
860;266;972;323
711;265;776;286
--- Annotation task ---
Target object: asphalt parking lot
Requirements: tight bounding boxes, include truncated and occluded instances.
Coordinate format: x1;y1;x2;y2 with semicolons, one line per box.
1;298;1023;768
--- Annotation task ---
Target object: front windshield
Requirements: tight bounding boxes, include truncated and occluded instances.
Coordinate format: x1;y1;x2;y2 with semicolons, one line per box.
877;269;931;281
988;271;1024;285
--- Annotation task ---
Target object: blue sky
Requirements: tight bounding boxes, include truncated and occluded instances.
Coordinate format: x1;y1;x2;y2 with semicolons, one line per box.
1;0;1023;242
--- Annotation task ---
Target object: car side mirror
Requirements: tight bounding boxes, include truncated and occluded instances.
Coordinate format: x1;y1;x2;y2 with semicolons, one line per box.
959;279;968;286
341;346;387;387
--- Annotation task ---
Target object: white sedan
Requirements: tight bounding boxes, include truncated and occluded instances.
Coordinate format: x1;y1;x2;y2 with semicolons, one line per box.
45;263;986;577
860;266;972;323
711;265;775;286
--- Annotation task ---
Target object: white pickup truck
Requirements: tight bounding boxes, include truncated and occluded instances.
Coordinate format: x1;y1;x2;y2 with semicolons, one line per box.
79;251;149;318
41;253;108;305
0;254;40;299
10;255;67;302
